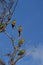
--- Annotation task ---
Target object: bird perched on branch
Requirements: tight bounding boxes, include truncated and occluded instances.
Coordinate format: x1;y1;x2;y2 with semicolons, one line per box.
11;20;16;29
0;23;6;32
18;38;25;47
18;26;22;37
18;50;25;56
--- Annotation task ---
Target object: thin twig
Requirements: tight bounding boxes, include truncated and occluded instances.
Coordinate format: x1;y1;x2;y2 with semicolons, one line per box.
4;30;15;49
14;56;24;64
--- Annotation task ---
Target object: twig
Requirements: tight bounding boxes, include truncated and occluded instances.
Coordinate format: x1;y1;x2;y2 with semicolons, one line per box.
14;56;24;64
4;30;15;49
12;0;19;15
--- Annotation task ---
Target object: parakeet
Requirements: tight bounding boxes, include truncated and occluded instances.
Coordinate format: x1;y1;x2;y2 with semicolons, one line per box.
18;50;25;56
18;26;22;37
12;20;16;29
18;38;25;47
0;23;5;32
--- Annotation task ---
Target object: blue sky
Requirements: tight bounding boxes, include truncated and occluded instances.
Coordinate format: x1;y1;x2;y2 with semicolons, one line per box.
0;0;43;65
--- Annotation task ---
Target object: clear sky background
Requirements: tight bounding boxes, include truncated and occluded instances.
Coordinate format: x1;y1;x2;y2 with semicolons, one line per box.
0;0;43;65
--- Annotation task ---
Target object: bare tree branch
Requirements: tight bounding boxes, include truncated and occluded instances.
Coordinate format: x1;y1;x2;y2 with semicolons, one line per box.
0;1;26;65
6;0;15;9
0;59;5;65
4;30;15;49
0;0;19;27
14;56;24;64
